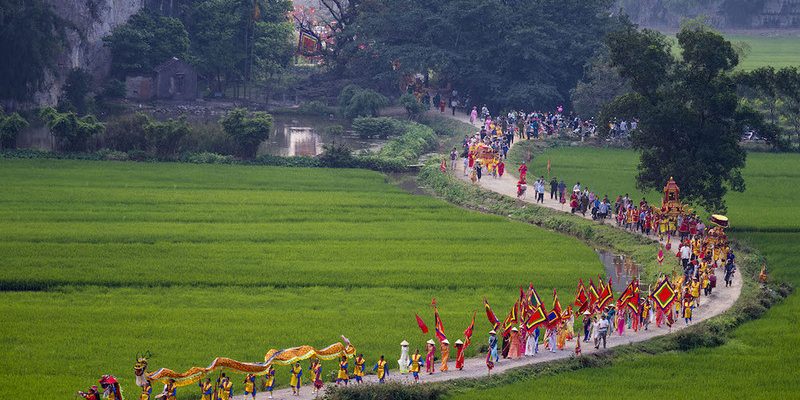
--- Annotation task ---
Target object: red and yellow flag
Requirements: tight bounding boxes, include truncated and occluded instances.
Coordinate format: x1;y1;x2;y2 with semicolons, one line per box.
574;279;589;313
434;306;447;343
484;298;500;329
547;288;563;327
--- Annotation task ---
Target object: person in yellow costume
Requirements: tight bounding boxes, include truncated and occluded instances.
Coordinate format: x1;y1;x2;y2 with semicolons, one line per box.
140;380;152;400
690;278;701;306
162;379;177;400
440;339;450;371
217;374;233;400
198;378;213;400
290;362;303;396
372;355;390;383
409;348;423;383
263;365;276;399
336;355;349;385
243;374;256;400
353;354;366;384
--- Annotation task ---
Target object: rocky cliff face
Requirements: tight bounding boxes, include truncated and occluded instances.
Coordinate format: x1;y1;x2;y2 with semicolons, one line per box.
617;0;800;30
35;0;144;105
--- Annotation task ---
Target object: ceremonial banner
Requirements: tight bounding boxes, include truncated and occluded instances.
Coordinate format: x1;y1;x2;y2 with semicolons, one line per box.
434;307;447;342
484;298;500;329
547;288;563;327
652;278;677;311
588;279;599;307
597;278;614;310
415;313;429;334
502;301;519;334
464;311;476;347
575;279;589;313
525;286;548;330
298;29;320;55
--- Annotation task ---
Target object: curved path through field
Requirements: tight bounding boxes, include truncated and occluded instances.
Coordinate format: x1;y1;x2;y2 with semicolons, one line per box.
234;111;742;400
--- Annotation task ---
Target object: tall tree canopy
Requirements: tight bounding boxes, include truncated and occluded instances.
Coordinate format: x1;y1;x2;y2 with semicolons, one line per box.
103;9;190;78
328;0;614;109
0;0;67;102
603;22;776;212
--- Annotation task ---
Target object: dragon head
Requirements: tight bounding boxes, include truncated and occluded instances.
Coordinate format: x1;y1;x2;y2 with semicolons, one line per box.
134;352;152;387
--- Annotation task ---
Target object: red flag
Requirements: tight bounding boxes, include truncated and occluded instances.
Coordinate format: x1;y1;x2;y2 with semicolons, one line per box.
597;278;614;310
503;301;519;334
415;313;429;334
588;279;599;308
464;311;476;347
525;286;548;330
484;298;499;329
434;307;447;342
547;288;563;327
574;279;589;313
652;277;676;311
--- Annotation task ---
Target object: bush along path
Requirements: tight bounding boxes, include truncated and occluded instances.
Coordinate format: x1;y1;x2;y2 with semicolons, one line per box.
226;113;775;400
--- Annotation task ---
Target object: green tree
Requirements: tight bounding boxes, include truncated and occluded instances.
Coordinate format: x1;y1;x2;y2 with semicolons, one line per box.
0;0;68;103
219;108;272;158
40;107;105;152
61;68;94;114
144;117;190;158
571;53;632;118
0;111;29;149
334;0;615;109
605;22;772;212
103;9;189;77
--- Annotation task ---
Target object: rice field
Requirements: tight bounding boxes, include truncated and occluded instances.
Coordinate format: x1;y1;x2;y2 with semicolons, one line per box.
0;159;603;398
447;147;800;399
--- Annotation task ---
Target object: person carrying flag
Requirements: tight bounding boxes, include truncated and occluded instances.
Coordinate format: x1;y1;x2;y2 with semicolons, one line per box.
488;330;499;362
440;339;450;372
336;355;349;385
353;354;366;384
454;340;466;370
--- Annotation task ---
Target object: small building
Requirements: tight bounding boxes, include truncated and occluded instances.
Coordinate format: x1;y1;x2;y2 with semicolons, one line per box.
125;57;198;101
154;58;197;101
125;76;154;101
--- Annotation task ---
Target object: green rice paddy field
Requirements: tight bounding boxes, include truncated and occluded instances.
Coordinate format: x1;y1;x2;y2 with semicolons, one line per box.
0;159;604;398
450;148;800;399
670;34;800;71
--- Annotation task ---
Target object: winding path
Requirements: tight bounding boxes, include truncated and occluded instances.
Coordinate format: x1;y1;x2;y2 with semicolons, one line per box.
233;111;742;400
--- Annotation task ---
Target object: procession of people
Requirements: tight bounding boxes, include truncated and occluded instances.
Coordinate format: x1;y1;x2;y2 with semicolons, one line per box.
78;105;738;400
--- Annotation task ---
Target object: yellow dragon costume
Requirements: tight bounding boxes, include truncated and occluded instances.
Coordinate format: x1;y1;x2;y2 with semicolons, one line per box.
134;336;355;388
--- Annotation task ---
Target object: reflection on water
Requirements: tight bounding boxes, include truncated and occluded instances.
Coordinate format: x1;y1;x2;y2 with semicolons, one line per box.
258;115;384;157
596;250;641;291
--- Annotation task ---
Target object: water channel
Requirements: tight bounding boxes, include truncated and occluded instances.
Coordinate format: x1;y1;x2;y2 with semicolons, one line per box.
596;249;641;291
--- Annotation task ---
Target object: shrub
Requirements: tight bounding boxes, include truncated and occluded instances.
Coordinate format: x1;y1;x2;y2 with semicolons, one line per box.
101;113;150;152
297;100;336;116
0;111;29;149
319;143;357;168
351;117;404;138
39;107;105;152
338;85;388;120
400;92;425;119
181;152;234;164
95;148;130;161
144;116;190;158
102;79;126;99
219;108;273;159
325;124;345;136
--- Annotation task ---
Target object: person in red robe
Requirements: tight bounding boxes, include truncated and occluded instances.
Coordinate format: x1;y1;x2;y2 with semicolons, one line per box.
518;161;528;181
497;160;505;177
468;152;475;169
454;340;466;370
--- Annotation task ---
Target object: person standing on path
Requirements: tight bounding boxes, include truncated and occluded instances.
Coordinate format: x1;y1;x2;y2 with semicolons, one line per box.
595;314;609;349
440;339;450;372
449;147;458;171
488;330;499;362
470;106;478;125
475;162;482;182
549;177;558;200
454;340;466;370
409;349;423;383
373;355;389;383
725;259;736;287
289;363;303;396
518;161;528;181
336;356;349;385
536;177;546;203
426;340;436;374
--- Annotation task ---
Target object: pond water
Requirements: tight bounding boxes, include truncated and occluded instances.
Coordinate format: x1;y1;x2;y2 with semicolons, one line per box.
596;249;641;291
257;115;384;157
14;113;385;157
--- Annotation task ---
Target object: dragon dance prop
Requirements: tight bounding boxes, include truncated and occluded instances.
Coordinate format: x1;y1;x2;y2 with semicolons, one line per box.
137;336;355;388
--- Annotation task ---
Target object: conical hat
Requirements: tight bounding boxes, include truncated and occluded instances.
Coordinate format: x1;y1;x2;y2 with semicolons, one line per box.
442;339;449;344
455;339;464;345
400;340;409;346
426;339;435;345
